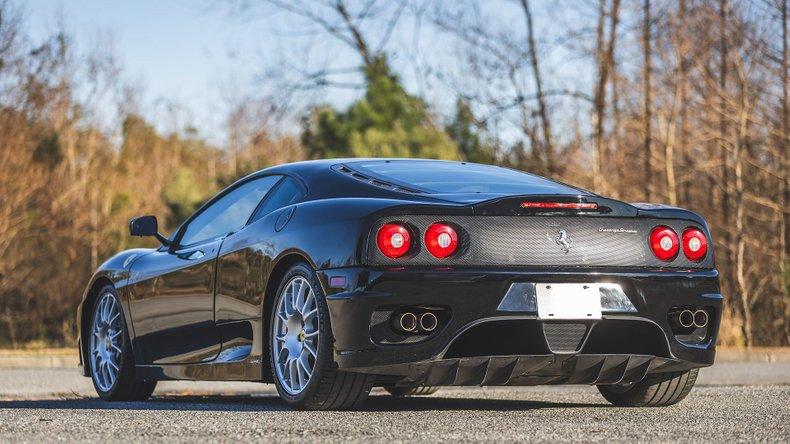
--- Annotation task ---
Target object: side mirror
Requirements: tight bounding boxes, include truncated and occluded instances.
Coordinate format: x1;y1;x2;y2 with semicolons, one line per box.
129;215;170;246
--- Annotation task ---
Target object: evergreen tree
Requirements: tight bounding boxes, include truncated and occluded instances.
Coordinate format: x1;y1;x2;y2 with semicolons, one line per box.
303;56;459;160
445;98;496;164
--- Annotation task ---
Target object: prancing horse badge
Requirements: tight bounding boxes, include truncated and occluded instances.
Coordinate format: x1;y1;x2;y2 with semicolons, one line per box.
554;229;573;254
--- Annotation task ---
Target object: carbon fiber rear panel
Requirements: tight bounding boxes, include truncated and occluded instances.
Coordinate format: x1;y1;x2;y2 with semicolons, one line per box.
368;216;713;268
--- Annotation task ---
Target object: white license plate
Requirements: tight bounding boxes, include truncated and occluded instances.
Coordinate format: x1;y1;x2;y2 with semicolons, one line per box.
536;283;602;320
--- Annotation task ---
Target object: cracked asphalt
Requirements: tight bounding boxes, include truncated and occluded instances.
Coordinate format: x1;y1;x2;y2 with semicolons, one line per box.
0;364;788;442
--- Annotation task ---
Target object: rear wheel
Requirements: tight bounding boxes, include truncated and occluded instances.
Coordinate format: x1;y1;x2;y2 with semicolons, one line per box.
597;369;698;407
269;263;374;410
89;286;157;401
384;385;440;397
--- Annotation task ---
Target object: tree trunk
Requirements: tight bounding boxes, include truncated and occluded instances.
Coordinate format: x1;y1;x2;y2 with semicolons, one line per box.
719;0;732;280
611;55;622;194
664;111;678;206
335;0;374;68
735;79;751;346
643;0;653;201
592;0;606;192
678;0;691;206
90;186;98;271
592;0;620;193
781;0;789;344
520;0;555;175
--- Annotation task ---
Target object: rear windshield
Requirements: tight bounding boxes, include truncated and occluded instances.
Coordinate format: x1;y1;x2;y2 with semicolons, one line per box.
346;160;582;194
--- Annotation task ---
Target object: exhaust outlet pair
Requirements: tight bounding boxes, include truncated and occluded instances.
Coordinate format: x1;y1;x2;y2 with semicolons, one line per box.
678;309;708;329
398;312;438;333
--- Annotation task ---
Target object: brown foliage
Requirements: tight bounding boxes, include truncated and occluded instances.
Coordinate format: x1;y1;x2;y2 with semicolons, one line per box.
0;5;302;346
436;0;788;346
0;0;786;347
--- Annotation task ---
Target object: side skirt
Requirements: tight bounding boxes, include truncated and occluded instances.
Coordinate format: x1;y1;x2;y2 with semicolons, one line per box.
135;358;263;382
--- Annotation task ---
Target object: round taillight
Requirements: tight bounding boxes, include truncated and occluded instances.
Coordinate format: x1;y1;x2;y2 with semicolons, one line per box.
682;228;708;262
424;223;459;259
376;223;412;259
649;226;679;261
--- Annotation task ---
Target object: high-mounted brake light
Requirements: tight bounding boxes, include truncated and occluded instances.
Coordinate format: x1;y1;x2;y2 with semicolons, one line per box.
649;226;679;261
424;223;459;259
520;202;598;210
682;228;708;262
377;223;412;259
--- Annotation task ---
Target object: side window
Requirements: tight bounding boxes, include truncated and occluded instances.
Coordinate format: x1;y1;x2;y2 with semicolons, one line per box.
179;175;282;246
249;177;306;224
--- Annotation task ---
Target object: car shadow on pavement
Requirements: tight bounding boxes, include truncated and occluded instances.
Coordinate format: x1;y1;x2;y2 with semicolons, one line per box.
0;394;601;412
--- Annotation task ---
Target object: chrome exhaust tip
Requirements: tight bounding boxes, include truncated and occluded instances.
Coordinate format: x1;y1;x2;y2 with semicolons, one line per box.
399;312;418;332
419;312;438;332
678;310;695;328
693;309;709;328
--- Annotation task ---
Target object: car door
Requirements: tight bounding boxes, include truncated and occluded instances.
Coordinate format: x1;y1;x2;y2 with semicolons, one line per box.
215;176;308;324
127;175;282;364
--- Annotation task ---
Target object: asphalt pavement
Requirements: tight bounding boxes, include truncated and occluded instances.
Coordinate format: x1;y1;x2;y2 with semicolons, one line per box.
0;362;788;442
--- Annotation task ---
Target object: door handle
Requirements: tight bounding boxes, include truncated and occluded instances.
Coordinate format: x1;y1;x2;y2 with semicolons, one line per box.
187;250;204;260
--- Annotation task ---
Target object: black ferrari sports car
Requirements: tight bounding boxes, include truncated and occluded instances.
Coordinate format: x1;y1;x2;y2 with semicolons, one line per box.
77;158;721;409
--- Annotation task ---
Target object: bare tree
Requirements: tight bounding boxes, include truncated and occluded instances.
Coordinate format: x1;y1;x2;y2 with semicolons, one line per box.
783;0;789;263
236;0;407;100
718;0;732;277
592;0;621;193
643;0;654;200
1;0;789;348
520;0;555;174
780;0;789;343
677;0;692;205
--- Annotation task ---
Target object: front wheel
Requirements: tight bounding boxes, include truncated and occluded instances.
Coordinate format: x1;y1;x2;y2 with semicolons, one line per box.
89;286;157;401
269;263;374;410
597;369;698;407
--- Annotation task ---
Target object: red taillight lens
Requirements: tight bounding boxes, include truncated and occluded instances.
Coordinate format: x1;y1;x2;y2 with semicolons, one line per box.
682;228;708;262
424;223;459;258
649;226;679;261
376;223;411;259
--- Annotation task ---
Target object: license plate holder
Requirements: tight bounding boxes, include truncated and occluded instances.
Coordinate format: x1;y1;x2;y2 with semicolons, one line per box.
536;283;602;320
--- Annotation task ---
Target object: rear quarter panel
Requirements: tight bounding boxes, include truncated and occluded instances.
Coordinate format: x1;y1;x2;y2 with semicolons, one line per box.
214;197;447;323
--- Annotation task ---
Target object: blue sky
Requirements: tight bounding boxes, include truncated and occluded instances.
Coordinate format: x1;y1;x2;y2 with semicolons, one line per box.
24;0;429;139
26;0;264;139
22;1;600;146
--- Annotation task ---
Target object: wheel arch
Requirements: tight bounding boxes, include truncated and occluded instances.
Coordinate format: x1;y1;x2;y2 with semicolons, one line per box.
260;251;314;382
79;276;114;376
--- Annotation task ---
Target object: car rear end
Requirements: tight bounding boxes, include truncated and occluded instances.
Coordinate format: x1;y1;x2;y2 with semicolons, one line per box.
320;192;721;388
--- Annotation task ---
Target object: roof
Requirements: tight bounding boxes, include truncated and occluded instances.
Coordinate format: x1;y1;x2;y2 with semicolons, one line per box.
255;158;592;204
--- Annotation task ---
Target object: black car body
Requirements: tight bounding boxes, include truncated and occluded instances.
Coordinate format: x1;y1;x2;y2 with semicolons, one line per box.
77;159;721;408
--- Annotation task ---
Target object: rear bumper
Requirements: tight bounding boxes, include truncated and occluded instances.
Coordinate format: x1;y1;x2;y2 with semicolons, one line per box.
318;267;722;384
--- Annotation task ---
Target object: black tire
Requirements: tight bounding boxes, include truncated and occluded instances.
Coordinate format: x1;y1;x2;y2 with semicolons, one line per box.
384;385;440;397
89;285;157;401
597;369;698;407
268;263;375;410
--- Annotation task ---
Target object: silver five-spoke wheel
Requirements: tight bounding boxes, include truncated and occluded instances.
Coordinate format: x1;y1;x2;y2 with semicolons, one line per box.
90;292;123;392
272;276;319;395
